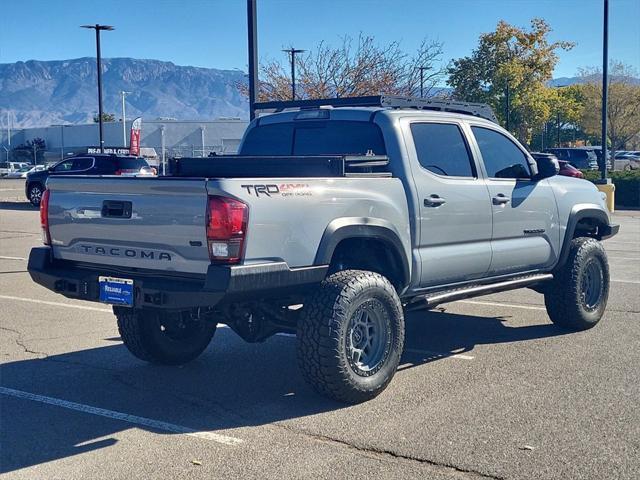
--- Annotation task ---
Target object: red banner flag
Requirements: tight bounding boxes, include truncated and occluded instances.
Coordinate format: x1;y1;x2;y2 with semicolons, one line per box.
129;117;142;156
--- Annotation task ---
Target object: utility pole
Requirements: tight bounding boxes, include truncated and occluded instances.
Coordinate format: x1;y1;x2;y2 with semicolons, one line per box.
121;91;131;148
200;126;206;157
415;66;428;98
557;111;561;147
6;111;10;148
505;81;510;132
81;24;114;153
282;48;305;100
600;0;609;181
160;126;166;176
247;0;258;120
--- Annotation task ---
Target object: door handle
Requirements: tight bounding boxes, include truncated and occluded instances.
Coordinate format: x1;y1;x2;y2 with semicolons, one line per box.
492;194;511;205
424;195;446;207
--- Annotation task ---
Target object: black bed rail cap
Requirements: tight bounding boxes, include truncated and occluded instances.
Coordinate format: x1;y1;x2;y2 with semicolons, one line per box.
254;95;497;123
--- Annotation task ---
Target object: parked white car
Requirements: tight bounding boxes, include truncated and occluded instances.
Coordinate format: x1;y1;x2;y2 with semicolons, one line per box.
0;162;30;176
6;165;46;178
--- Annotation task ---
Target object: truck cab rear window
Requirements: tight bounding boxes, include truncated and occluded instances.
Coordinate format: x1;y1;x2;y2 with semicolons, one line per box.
239;121;386;156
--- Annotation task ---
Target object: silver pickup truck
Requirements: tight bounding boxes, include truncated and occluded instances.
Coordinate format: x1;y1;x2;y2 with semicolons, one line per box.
29;96;619;403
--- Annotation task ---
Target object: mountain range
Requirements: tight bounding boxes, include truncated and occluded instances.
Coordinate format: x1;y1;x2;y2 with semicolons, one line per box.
0;58;248;128
2;58;636;129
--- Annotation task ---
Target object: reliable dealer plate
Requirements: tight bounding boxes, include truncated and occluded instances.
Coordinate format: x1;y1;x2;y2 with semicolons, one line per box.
98;276;134;306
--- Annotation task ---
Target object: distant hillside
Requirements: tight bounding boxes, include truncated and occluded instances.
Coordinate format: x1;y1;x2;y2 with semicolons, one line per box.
548;76;640;87
2;58;638;129
0;58;248;128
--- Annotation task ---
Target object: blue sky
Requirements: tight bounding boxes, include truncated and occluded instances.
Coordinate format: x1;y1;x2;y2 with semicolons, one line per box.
1;0;638;79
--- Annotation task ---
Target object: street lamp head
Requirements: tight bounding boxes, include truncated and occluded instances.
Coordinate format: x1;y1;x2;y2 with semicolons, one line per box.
282;48;306;54
80;24;115;31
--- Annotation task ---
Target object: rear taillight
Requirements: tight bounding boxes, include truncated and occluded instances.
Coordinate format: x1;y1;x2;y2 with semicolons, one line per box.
206;196;248;263
114;169;122;175
40;189;51;245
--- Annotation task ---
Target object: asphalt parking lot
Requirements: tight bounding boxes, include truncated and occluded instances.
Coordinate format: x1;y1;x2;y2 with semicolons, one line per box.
1;177;638;480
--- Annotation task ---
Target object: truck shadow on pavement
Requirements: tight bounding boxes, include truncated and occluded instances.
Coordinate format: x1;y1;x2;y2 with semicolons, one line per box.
0;308;567;473
0;201;37;211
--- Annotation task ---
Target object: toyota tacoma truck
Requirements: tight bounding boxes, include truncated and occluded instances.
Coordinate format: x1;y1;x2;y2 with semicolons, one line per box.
28;96;619;403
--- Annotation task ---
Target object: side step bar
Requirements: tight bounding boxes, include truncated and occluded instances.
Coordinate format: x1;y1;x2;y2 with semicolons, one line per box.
406;274;553;311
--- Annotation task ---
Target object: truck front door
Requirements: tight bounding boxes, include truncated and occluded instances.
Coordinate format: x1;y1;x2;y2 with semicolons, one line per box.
405;120;493;287
469;125;560;275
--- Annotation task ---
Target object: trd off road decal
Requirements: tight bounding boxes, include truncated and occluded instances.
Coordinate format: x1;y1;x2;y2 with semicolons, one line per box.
241;183;312;198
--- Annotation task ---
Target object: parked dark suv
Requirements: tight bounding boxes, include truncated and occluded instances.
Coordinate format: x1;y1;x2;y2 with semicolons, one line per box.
543;148;598;170
25;154;153;206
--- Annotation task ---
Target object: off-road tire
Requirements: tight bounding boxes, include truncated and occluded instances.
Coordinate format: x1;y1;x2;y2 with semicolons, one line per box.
28;183;44;207
297;270;404;404
116;309;216;365
545;237;610;331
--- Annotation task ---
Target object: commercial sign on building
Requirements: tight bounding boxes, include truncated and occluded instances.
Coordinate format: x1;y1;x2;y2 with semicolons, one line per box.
87;147;131;155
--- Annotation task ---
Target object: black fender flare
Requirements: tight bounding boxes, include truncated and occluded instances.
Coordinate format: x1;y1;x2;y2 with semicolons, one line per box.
554;205;610;272
314;217;410;289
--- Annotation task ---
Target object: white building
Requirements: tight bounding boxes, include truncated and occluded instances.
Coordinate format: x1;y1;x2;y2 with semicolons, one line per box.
1;119;249;164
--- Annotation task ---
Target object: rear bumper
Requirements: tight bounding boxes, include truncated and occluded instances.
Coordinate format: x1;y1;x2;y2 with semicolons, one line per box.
28;247;327;310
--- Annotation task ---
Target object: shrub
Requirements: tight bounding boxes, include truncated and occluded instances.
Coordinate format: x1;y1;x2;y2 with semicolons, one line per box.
581;170;640;207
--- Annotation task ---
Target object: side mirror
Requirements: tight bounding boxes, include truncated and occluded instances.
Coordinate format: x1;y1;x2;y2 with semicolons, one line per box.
531;153;559;180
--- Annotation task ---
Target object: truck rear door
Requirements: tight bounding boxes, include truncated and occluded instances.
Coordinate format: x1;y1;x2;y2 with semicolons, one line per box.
46;177;210;274
403;119;493;287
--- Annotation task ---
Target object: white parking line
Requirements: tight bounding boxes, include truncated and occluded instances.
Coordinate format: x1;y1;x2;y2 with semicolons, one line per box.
458;300;547;311
0;256;27;261
0;386;243;446
612;279;640;285
0;295;112;313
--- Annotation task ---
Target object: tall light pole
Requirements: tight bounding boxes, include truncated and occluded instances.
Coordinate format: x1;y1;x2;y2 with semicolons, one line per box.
282;48;305;100
415;66;429;98
81;24;114;154
600;0;609;181
200;126;206;157
247;0;258;120
6;111;10;148
121;91;131;148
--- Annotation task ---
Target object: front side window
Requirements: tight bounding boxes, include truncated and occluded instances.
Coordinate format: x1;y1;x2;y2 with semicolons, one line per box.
410;123;475;177
472;127;530;179
53;160;74;172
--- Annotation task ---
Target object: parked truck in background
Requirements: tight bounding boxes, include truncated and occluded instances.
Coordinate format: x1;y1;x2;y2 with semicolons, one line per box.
28;96;618;403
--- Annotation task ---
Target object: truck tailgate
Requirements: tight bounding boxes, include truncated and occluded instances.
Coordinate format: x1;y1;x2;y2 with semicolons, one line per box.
47;177;210;274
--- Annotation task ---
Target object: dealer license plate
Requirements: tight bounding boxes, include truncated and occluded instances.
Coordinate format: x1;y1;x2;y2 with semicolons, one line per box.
99;276;134;306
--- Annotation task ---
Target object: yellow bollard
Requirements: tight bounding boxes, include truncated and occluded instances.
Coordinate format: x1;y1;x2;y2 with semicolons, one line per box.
595;182;615;213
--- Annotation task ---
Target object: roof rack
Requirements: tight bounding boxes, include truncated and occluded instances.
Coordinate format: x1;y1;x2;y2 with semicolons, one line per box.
254;95;497;123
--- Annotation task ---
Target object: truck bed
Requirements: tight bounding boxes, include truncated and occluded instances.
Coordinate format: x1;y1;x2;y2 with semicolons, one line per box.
171;155;391;178
45;174;410;276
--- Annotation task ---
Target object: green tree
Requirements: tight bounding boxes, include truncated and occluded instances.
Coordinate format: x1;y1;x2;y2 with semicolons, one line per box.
578;62;640;154
93;112;116;123
447;19;574;143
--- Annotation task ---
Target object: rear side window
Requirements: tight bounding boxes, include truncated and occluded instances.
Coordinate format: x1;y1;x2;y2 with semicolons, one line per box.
240;121;386;156
547;149;568;160
471;127;530;179
570;150;587;160
410;123;475;177
71;157;94;171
